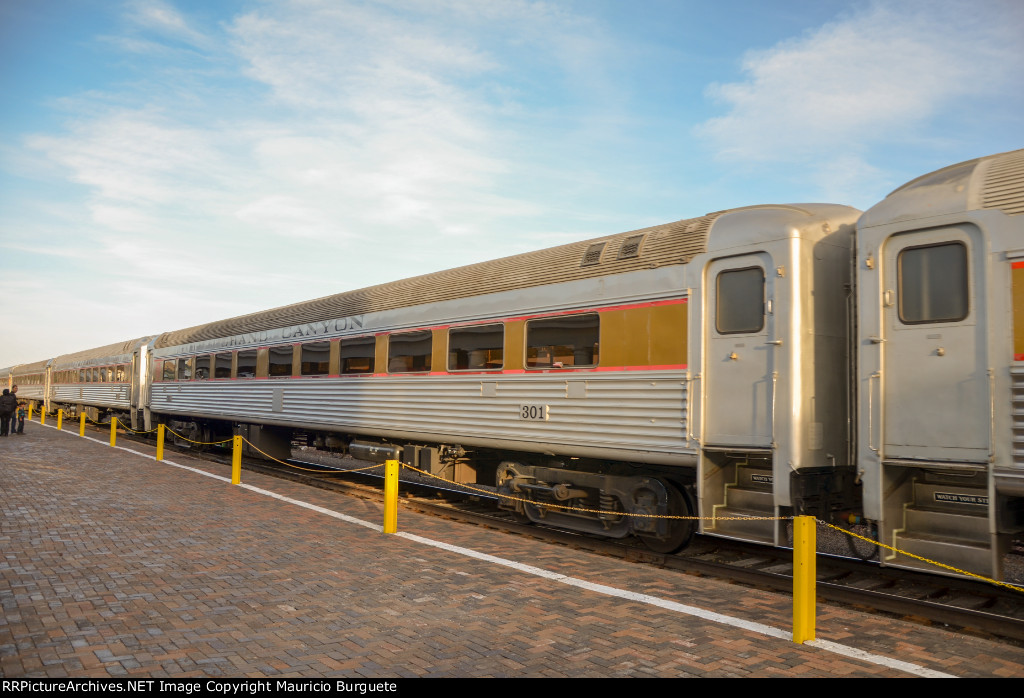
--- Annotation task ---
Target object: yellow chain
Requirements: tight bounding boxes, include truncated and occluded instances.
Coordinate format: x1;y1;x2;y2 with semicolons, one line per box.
397;462;777;520
46;411;159;434
240;438;384;474
110;418;158;435
162;426;233;446
819;521;1024;594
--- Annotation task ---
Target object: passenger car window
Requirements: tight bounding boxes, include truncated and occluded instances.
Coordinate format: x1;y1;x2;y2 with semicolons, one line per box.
449;324;504;371
236;350;257;378
388;331;432;373
526;314;599;368
195;355;211;380
341;337;376;374
268;346;293;377
716;267;764;334
898;242;968;324
162;360;177;381
301;341;331;376
214;353;232;378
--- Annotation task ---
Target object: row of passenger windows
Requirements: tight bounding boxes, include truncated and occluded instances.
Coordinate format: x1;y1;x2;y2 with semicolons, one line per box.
60;366;127;383
158;314;600;381
11;366;128;385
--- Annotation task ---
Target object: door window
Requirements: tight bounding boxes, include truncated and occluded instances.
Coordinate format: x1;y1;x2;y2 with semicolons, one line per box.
898;242;968;324
716;267;764;334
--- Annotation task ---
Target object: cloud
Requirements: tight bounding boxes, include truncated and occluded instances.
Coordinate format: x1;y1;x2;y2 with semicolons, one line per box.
697;0;1024;164
125;0;211;49
4;0;620;370
26;110;236;205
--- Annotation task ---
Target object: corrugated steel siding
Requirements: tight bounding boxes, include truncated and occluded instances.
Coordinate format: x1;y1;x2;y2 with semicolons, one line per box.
52;384;130;409
156;213;723;348
151;372;689;457
1012;366;1024;469
982;150;1024;216
15;387;46;400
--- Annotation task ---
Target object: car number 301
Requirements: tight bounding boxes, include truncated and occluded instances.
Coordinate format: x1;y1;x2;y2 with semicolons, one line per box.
519;404;549;421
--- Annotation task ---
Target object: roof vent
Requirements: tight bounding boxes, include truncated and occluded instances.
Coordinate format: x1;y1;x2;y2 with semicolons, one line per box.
616;234;645;260
981;150;1024;216
581;242;607;267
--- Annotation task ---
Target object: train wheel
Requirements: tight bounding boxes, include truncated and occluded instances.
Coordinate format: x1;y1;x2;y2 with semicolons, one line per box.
638;482;694;554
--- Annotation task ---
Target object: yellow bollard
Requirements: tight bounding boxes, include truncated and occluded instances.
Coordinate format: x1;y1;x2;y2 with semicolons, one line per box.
80;413;86;437
231;435;242;484
57;409;63;430
156;424;165;461
110;418;117;447
41;409;46;426
792;515;817;643
383;459;399;534
28;403;34;421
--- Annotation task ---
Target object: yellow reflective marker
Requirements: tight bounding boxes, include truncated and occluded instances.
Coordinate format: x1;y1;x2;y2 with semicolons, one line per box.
383;459;399;534
109;418;117;447
156;424;165;461
793;515;816;643
231;435;242;484
79;413;86;437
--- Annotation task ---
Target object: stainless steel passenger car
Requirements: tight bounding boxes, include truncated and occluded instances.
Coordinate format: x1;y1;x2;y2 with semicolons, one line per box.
11;359;50;404
47;337;156;427
147;202;861;551
857;149;1024;579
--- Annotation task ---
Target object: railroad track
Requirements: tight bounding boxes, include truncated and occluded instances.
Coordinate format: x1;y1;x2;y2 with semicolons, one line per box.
83;421;1024;645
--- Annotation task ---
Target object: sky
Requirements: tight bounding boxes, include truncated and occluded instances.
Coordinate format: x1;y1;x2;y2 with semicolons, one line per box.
1;0;1022;368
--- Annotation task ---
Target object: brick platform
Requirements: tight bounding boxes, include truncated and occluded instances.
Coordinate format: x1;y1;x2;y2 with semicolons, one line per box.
2;421;1024;678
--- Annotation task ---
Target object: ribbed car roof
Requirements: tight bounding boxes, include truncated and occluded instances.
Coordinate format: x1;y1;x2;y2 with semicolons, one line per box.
156;211;725;348
52;337;153;368
980;148;1024;216
12;359;50;374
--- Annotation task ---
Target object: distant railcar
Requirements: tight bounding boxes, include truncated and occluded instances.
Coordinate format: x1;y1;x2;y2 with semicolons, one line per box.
11;359;50;404
47;337;155;426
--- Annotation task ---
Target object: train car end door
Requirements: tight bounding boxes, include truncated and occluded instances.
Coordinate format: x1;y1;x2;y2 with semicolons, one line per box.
703;254;775;448
880;225;989;462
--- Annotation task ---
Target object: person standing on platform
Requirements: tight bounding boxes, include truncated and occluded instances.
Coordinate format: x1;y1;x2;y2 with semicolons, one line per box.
0;389;16;437
16;401;26;434
9;384;18;434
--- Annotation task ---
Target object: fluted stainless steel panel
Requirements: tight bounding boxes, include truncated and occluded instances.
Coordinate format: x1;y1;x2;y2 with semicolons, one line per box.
52;384;130;409
152;371;689;460
1012;366;1024;469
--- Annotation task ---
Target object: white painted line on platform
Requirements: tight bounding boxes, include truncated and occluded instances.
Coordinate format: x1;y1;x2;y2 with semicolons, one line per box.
38;419;233;482
805;639;952;678
36;419;956;678
240;483;384;532
393;531;953;678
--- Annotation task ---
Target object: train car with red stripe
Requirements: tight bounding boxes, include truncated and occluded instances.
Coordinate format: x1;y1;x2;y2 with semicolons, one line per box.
146;202;861;553
857;148;1024;579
